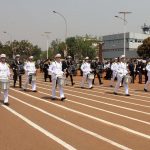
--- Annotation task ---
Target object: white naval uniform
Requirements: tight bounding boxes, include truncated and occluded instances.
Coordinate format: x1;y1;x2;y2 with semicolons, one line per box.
48;61;65;98
23;61;36;91
114;62;129;94
81;62;92;88
0;63;10;103
110;62;118;86
144;63;150;90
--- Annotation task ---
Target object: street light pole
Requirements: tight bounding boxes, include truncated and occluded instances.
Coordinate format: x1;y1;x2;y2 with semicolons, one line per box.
43;32;51;59
52;11;68;57
115;11;132;57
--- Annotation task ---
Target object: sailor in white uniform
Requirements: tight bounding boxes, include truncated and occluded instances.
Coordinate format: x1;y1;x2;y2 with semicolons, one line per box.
144;60;150;92
23;56;37;92
110;58;118;87
48;53;66;101
0;54;11;105
114;55;130;96
81;57;93;89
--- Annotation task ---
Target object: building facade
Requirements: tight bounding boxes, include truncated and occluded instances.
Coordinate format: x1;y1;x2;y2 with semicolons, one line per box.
102;32;150;59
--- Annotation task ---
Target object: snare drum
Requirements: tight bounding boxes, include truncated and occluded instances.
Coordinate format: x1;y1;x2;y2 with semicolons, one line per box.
29;73;36;82
0;78;10;90
123;75;131;84
87;73;94;80
57;75;65;86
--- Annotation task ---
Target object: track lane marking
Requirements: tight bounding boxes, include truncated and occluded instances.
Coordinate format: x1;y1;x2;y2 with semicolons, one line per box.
8;95;132;150
2;104;76;150
10;88;150;140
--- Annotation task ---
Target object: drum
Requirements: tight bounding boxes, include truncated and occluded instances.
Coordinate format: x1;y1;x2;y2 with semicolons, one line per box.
123;75;131;84
29;73;36;83
68;65;76;75
87;73;94;80
17;64;25;75
0;78;10;90
48;71;52;75
57;75;65;86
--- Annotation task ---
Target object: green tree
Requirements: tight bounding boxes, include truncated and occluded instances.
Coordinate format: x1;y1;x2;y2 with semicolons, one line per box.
0;40;42;60
137;37;150;58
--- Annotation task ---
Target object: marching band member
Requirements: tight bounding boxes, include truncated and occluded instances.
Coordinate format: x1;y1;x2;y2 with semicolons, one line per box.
62;56;75;86
144;59;150;92
91;57;103;85
43;59;52;82
0;54;11;106
110;58;118;87
81;57;93;89
114;55;130;96
23;56;37;92
48;53;66;101
11;54;24;88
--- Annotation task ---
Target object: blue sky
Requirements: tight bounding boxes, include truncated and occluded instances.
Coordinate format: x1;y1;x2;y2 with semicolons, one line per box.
0;0;150;50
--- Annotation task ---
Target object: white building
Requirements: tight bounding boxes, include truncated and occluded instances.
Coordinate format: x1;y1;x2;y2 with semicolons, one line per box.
102;32;150;59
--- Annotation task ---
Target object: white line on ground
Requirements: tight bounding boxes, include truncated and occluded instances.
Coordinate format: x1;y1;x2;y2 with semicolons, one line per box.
10;88;150;140
9;95;132;150
2;104;77;150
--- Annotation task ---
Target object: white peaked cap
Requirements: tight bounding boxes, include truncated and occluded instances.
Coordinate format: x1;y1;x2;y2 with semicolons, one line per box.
16;54;20;57
55;53;61;58
1;54;6;58
120;55;125;59
85;57;89;60
29;56;33;59
67;56;72;59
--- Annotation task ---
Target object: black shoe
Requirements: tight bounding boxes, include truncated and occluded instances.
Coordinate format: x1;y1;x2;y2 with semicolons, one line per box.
3;102;9;106
144;88;148;92
32;90;37;92
114;92;118;95
110;85;113;87
23;89;27;91
61;97;66;101
126;94;130;96
51;97;56;100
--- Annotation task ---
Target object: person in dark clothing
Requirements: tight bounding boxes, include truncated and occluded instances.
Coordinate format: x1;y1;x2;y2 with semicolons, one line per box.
62;56;75;86
128;59;135;83
104;60;112;80
91;57;103;85
43;59;51;82
11;54;25;88
136;61;143;84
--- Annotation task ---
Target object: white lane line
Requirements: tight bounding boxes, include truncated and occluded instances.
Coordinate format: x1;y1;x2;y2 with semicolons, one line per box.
2;105;76;150
34;79;150;105
34;85;150;115
22;78;150;103
37;77;150;96
9;95;132;150
68;80;150;101
10;88;150;140
35;81;150;108
36;90;150;126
